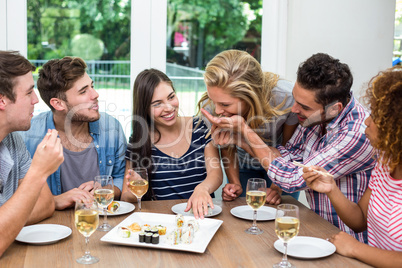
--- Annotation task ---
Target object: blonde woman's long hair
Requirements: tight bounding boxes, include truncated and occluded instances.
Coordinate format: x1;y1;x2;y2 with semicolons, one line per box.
197;49;285;134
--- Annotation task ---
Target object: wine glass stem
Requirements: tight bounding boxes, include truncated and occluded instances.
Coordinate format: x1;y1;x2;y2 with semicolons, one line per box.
138;197;142;212
84;236;90;257
282;242;289;263
252;209;257;228
103;207;108;225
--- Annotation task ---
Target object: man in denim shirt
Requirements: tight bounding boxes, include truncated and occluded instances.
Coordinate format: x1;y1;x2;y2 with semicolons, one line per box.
20;57;126;210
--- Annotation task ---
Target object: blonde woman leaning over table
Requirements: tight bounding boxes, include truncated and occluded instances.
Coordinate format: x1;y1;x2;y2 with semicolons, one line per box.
302;67;402;268
121;69;222;219
198;49;299;204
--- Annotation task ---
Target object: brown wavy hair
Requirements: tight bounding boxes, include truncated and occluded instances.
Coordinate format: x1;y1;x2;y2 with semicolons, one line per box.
365;66;402;171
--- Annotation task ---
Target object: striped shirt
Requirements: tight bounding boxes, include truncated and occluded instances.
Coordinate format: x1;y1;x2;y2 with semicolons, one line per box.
126;117;212;200
268;96;375;243
368;162;402;250
0;133;31;206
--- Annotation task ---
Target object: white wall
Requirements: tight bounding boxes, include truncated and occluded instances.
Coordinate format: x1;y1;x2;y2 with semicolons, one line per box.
262;0;395;99
0;0;27;55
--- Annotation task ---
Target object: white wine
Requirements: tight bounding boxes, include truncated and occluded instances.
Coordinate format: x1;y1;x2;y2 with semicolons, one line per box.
246;191;267;210
129;180;149;197
75;209;99;237
94;189;114;208
275;216;300;242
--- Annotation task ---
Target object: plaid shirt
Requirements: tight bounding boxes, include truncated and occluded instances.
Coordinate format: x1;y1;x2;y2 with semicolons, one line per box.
268;96;375;243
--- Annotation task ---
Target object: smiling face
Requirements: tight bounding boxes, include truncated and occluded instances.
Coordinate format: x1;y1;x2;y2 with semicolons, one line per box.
63;72;100;122
206;86;248;118
5;72;39;131
150;82;179;128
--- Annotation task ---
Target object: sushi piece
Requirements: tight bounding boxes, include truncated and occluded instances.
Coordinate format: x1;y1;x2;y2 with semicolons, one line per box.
128;222;141;232
145;233;153;243
181;225;194;244
156;225;167;235
139;232;145;243
175;214;184;228
166;229;180;245
118;226;131;238
187;219;200;232
151;227;159;234
152;234;160;244
107;201;120;213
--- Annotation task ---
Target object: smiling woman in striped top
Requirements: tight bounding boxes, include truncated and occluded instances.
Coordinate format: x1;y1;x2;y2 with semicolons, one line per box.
302;67;402;267
121;69;223;219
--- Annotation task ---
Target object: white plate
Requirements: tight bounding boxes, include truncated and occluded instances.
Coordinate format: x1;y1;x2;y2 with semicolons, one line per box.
274;236;336;259
230;205;276;221
171;202;222;217
100;212;223;253
99;201;135;216
16;224;72;245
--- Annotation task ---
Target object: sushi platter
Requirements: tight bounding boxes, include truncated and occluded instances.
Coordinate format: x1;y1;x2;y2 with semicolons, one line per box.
100;212;223;253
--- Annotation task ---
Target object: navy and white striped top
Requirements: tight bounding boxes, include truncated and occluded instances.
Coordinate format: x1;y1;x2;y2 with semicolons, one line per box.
126;117;212;200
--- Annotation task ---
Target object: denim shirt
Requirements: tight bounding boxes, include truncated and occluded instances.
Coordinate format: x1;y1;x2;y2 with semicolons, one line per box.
18;111;126;195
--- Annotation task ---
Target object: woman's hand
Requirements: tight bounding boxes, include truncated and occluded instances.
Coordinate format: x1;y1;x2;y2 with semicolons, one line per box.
302;166;335;194
329;231;360;257
184;184;214;220
222;183;243;201
265;184;282;205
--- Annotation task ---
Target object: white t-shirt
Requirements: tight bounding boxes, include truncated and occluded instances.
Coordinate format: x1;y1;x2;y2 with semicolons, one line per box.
367;162;402;251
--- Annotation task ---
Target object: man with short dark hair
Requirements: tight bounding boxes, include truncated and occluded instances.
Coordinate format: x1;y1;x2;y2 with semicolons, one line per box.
20;56;126;210
202;53;375;243
0;50;64;257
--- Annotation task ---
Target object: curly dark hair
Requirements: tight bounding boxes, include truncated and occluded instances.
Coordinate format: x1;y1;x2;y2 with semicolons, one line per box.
365;66;402;171
297;53;353;107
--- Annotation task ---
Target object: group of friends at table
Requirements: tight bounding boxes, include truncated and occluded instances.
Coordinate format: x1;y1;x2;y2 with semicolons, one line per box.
0;49;401;267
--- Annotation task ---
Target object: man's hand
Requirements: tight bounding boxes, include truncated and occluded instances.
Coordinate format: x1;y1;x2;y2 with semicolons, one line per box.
222;183;243;201
265;184;281;205
30;129;64;180
54;188;94;210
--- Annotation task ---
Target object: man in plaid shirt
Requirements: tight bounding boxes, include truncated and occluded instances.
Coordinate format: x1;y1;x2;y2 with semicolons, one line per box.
202;53;375;243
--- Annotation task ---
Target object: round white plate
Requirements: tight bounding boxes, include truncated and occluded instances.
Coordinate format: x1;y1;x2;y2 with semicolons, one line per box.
230;205;277;221
171;202;222;217
274;236;336;259
99;201;135;216
16;224;72;245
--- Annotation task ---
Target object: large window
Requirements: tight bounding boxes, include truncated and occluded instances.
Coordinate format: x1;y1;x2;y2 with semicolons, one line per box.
27;0;132;134
166;0;262;115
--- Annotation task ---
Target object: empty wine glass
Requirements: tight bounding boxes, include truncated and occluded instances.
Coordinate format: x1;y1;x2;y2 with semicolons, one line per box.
127;168;149;212
75;199;99;264
245;178;267;235
273;204;300;268
94;175;114;231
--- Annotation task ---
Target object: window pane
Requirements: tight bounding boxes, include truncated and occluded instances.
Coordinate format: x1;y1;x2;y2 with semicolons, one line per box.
27;0;132;134
166;0;262;116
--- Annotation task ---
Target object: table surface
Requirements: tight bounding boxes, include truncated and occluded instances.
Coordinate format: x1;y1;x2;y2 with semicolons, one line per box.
1;196;371;267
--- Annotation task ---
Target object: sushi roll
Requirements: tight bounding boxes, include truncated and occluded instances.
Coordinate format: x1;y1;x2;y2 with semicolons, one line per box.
118;226;131;238
107;201;120;213
156;225;167;235
181;225;194;244
187;219;200;232
152;234;160;244
145;233;153;243
151;227;158;234
175;214;184;228
139;232;145;242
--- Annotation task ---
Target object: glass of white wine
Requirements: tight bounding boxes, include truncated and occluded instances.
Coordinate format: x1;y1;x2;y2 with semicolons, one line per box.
245;178;267;235
273;204;300;268
94;175;114;231
75;199;99;264
127;168;149;212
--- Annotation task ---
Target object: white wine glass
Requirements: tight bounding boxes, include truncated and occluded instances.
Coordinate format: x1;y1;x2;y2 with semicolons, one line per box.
273;204;300;268
245;178;267;235
75;199;99;264
127;168;149;212
94;175;114;231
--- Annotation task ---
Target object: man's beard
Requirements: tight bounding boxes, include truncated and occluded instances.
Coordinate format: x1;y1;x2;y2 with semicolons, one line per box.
66;103;100;123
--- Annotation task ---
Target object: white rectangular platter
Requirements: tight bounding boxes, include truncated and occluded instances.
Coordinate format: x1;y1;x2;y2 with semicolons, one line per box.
100;212;223;253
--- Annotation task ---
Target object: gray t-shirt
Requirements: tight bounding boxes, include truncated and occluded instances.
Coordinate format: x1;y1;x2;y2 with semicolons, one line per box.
0;133;31;206
60;144;100;193
203;79;298;169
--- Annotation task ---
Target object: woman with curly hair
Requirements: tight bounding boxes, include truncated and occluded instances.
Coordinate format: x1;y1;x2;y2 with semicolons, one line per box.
302;67;402;267
198;50;299;203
